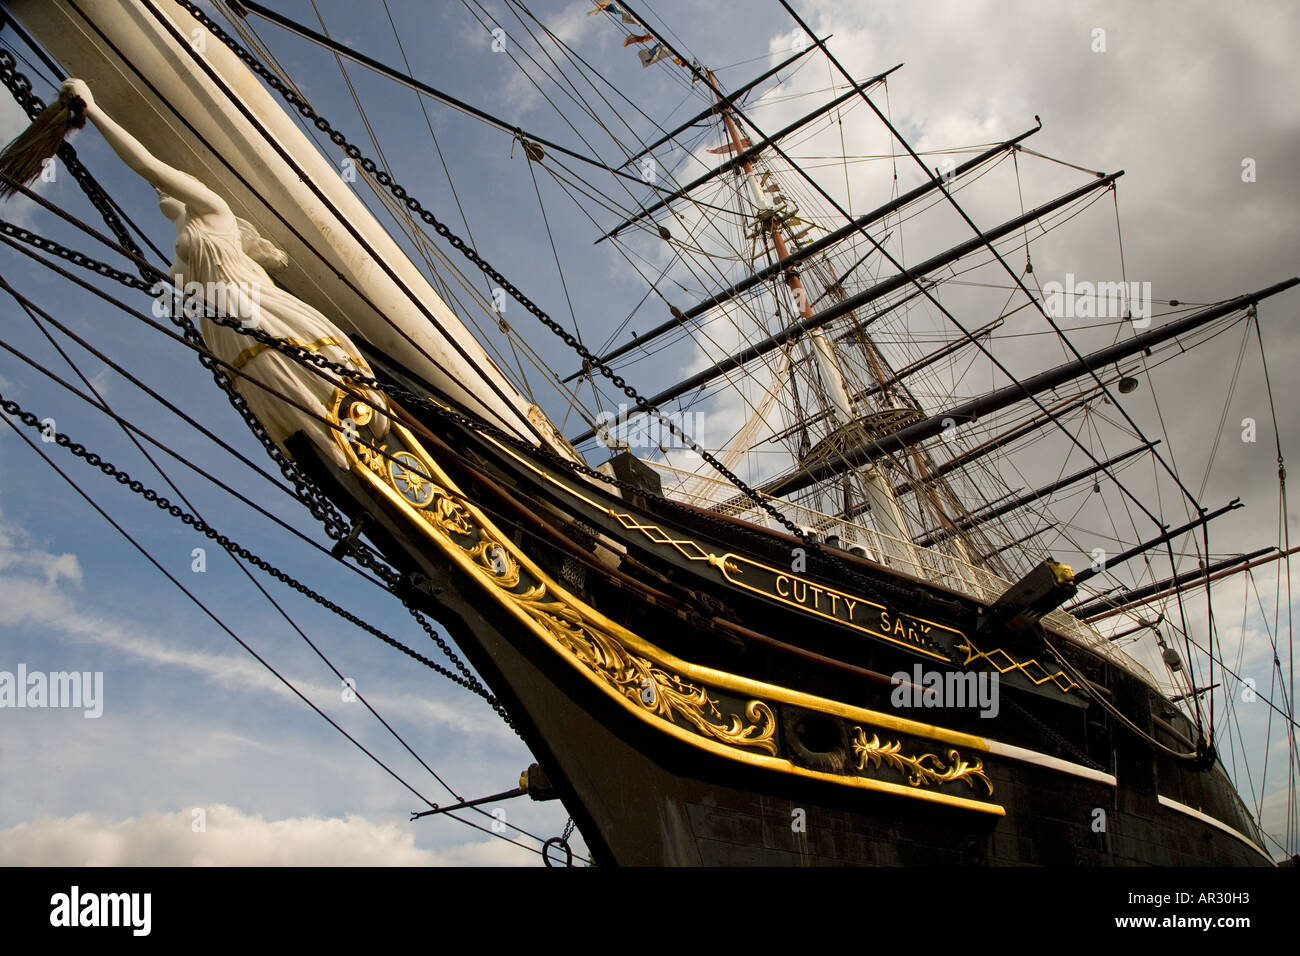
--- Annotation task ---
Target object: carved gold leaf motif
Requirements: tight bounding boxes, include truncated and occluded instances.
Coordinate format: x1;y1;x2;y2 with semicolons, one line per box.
851;726;993;794
327;399;1005;813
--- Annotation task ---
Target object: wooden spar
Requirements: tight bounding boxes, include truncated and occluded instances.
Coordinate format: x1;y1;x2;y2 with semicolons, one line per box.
708;67;816;359
566;122;1041;380
913;441;1156;549
569;170;1122;444
1076;546;1296;622
889;375;1124;498
1106;614;1163;642
1071;500;1243;586
595;64;903;242
753;277;1299;499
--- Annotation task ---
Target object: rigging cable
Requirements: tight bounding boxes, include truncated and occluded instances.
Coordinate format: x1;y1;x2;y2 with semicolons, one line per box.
0;299;589;858
1253;307;1299;847
0;402;553;859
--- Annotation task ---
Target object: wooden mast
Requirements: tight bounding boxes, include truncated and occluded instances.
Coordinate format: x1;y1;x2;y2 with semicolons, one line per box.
707;68;979;572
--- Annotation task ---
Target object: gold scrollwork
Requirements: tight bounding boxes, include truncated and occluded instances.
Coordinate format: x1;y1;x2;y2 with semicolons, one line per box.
513;591;779;755
851;727;993;795
328;399;1009;812
466;539;521;589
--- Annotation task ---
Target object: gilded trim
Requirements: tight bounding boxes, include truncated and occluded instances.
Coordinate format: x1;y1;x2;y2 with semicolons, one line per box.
955;637;1079;693
852;727;993;794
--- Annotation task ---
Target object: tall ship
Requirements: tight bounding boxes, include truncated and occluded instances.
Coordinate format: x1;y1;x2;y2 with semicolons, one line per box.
0;0;1295;866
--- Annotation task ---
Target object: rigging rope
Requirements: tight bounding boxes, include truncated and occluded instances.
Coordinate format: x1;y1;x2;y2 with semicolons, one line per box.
174;0;839;554
0;406;556;858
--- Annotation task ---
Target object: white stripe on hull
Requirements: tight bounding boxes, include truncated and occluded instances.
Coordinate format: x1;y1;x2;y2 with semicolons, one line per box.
1156;794;1273;864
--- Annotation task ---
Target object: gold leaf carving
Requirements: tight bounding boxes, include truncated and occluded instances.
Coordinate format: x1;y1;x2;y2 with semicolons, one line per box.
851;726;993;795
515;592;779;755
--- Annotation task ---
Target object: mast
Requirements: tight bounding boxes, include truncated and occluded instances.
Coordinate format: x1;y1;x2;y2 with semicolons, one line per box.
705;66;928;569
569;122;1039;378
570;170;1123;445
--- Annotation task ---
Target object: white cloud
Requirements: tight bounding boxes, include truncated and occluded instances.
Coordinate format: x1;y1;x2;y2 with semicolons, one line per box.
0;506;82;587
0;510;508;740
0;805;534;866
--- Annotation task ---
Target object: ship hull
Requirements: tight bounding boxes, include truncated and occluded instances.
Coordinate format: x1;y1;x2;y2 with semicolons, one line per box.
420;582;1269;866
290;384;1273;867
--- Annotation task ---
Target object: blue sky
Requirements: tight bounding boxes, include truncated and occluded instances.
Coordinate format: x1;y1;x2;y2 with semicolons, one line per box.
0;0;1297;864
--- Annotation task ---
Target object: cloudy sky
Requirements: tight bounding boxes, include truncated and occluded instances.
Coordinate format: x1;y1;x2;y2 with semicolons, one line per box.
0;0;1296;866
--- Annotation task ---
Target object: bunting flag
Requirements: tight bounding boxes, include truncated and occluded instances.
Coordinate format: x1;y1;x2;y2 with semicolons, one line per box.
587;1;640;24
638;42;672;67
588;4;690;70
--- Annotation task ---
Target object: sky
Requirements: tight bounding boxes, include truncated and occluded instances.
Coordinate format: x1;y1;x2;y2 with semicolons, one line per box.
0;0;1297;867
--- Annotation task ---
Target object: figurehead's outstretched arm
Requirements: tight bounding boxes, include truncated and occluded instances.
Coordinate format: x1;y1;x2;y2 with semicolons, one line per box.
62;79;232;223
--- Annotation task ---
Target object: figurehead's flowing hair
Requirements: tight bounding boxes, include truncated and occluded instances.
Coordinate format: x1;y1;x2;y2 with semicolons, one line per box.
0;86;86;197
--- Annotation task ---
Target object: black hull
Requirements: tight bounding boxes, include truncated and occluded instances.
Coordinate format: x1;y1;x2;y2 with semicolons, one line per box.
291;374;1274;868
426;581;1269;867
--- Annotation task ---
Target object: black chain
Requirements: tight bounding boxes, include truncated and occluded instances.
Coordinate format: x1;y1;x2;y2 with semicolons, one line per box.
175;0;814;549
0;48;361;557
0;389;515;728
0;46;505;714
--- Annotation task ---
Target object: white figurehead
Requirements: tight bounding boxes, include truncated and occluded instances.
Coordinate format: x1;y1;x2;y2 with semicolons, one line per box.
60;78;388;470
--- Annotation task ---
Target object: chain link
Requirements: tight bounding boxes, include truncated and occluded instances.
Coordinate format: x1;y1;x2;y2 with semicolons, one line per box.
0;390;516;728
174;0;816;549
